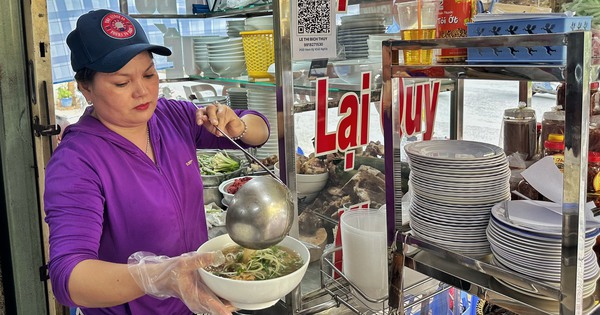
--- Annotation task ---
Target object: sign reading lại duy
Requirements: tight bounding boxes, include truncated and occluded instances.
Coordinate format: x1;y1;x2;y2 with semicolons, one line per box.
312;74;442;170
313;72;373;171
393;78;441;140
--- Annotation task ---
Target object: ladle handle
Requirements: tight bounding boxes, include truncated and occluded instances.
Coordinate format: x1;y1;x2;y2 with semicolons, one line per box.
213;125;284;185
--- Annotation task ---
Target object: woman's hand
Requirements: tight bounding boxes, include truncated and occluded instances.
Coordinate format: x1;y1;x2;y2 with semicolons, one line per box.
128;251;234;315
196;102;246;140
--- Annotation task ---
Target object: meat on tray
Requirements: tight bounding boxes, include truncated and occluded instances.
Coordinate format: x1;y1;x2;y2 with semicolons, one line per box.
226;177;254;194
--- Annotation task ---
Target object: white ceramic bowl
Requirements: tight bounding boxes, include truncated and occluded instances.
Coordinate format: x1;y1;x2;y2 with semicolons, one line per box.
208;51;245;58
197;234;310;310
207;45;244;53
274;162;328;202
218;176;257;206
297;172;329;202
209;59;246;77
331;59;382;85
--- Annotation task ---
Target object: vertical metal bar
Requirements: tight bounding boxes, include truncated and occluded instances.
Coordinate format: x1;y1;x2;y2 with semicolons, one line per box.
382;39;405;314
449;79;464;140
382;41;397;245
273;0;296;237
273;0;299;312
560;31;591;315
518;80;532;106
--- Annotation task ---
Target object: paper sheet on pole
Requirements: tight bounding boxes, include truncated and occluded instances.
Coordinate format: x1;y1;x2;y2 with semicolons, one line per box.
291;0;337;60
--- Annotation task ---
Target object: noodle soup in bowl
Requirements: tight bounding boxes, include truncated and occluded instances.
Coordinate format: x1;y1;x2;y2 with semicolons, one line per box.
197;234;310;310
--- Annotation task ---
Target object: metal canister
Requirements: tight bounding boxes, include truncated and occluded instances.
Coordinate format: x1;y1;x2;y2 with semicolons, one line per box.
436;0;474;63
503;104;537;160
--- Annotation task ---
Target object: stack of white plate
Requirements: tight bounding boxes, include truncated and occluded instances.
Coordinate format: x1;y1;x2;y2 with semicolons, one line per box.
193;36;228;77
227;87;248;110
487;200;600;299
206;37;246;77
247;87;278;159
338;13;386;59
404;140;511;257
226;20;246;37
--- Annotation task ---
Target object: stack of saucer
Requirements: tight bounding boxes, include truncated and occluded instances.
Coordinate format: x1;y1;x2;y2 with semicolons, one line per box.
338;13;386;59
227;88;248;110
247;87;278;159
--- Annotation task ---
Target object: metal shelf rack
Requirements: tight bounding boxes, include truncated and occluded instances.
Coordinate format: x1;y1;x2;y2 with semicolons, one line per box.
381;32;600;315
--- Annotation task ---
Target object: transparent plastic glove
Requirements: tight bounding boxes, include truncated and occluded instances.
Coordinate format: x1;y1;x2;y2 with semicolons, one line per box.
128;251;231;315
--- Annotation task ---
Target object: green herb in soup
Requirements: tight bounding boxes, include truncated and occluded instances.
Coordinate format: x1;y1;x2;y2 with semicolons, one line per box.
207;245;303;280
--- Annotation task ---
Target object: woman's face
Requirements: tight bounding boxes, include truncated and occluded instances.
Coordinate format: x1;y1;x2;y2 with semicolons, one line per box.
79;52;159;130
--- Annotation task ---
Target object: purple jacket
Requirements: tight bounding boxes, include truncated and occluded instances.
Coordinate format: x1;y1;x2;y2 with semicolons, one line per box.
44;98;269;315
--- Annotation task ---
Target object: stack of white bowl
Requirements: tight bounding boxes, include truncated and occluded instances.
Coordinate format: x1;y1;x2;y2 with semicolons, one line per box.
226;20;246;37
193;36;228;77
247;87;278;159
206;38;246;77
338;13;386;59
245;15;273;30
367;34;402;60
227;87;248;110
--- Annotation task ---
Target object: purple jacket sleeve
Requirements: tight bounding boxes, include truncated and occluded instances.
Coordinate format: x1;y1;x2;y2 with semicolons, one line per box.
44;142;105;307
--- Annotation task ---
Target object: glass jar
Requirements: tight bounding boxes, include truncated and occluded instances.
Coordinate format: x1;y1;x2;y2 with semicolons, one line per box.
590;116;600;153
541;108;565;148
502;104;537;160
543;133;565;172
517;178;541;200
592;82;600;116
556;83;565;109
588;151;600;193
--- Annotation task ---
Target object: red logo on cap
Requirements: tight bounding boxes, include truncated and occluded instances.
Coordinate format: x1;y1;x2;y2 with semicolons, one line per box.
101;13;136;39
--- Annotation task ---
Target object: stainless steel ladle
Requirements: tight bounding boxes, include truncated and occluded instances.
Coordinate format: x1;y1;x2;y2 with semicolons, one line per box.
214;125;294;249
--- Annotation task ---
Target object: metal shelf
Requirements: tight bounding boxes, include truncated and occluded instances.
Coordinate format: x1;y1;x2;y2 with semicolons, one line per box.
382;31;597;315
122;2;272;18
382;33;600;82
399;233;600;315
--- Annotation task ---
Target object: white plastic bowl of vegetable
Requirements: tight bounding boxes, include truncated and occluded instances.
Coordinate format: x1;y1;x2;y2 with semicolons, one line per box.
197;234;310;310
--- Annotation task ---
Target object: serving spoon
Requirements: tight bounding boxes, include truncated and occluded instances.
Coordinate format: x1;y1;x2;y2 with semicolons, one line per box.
212;124;294;250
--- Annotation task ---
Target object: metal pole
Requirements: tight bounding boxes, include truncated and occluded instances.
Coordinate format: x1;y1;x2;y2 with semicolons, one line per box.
560;31;591;315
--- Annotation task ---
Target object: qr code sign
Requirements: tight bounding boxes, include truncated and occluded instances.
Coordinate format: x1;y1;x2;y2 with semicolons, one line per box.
296;0;331;34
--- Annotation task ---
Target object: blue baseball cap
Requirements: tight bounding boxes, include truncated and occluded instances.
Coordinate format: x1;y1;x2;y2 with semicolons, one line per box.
67;9;171;73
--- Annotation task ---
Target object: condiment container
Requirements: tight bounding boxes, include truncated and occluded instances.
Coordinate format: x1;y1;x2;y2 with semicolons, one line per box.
436;0;474;63
556;83;565;109
517;178;542;200
590;116;600;153
503;103;536;160
543;133;564;172
541;107;565;148
591;82;600;116
588;151;600;193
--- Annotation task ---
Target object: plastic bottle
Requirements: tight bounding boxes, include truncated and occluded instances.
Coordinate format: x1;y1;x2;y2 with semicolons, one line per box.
591;82;600;116
588;151;600;193
163;28;184;79
541;106;565;150
543;133;564;172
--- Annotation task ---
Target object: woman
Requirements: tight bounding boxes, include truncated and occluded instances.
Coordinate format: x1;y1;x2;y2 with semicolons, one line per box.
44;9;270;315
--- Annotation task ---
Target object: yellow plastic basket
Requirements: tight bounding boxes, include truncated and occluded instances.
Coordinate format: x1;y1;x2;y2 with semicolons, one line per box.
240;30;274;79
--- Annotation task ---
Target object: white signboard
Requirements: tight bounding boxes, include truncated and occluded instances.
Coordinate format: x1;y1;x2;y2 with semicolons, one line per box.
291;0;337;60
